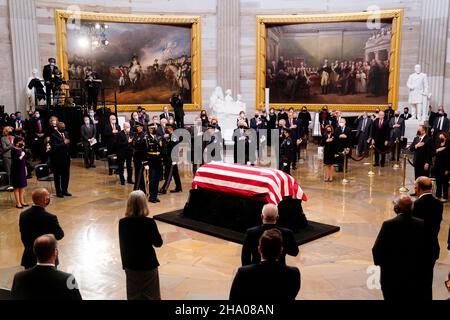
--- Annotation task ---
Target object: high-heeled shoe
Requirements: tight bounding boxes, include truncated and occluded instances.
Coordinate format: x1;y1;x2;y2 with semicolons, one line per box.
16;205;23;209
22;203;30;207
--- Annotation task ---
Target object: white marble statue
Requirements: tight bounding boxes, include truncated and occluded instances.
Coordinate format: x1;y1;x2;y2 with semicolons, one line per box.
26;68;45;112
407;64;430;122
209;87;243;142
236;94;247;114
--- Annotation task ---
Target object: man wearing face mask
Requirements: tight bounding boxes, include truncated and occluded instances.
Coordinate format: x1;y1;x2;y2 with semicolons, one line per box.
84;67;102;111
431;110;449;137
389;110;405;162
298;106;311;139
102;115;121;163
132;122;148;192
49;122;72;198
409;125;433;181
116;122;134;185
80;116;97;169
18;188;64;269
371;111;390;167
400;107;412;121
356;112;372;156
233;120;250;164
146;123;163;202
11;111;24;133
43;58;60;109
29;111;46;162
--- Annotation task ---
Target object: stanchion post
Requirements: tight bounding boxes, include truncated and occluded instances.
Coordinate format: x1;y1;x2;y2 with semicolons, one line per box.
393;139;400;170
368;145;375;176
399;155;409;192
342;150;349;184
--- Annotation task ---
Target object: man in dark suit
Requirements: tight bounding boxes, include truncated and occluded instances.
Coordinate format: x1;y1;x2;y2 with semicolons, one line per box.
159;105;174;121
80;116;97;169
28;111;46;162
335;117;352;171
230;229;300;301
11;111;25;134
19;188;64;269
241;204;299;266
409;125;433;180
372;195;428;300
356;112;372;156
286;112;301;170
431;110;449;137
412;177;443;300
389;111;405;161
400;107;412;121
156;118;168;138
102;114;121;158
116;122;134;185
371;111;390;167
50;122;71;198
11;234;81;300
191;117;206;175
170;94;185;128
233;120;250;165
42;58;60;109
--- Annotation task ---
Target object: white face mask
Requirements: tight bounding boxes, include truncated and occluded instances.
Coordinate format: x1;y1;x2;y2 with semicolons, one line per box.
85;120;90;125
89;113;94;117
111;120;117;124
133;116;138;121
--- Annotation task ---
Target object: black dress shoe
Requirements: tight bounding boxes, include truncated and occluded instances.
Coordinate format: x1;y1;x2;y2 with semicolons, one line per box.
158;189;167;194
90;164;96;168
148;198;161;203
16;205;23;209
120;181;125;185
373;164;379;167
63;192;72;197
56;194;64;198
127;181;134;185
170;189;182;193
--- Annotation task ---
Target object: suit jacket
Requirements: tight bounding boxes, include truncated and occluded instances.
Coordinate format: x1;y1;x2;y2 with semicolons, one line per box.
29;119;46;139
412;194;443;261
159;112;174;120
119;216;163;271
432;116;450;133
42;64;59;84
19;206;64;268
389;116;405;141
116;130;134;157
102;123;121;148
356;117;372;139
400;113;412;121
80;123;96;143
11;265;81;300
372;213;427;294
409;135;433;167
277;112;289;123
241;224;299;266
49;130;71;168
11;119;25;131
334;126;352;151
229;261;300;300
371;118;390;144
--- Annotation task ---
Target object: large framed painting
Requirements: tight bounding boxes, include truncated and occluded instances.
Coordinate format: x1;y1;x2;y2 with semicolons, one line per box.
256;10;403;112
55;10;201;112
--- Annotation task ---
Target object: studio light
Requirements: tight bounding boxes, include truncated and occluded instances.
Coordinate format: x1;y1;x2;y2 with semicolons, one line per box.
78;37;90;48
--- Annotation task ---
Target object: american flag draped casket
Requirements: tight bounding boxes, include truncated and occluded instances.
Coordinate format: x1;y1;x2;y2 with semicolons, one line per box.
192;162;307;205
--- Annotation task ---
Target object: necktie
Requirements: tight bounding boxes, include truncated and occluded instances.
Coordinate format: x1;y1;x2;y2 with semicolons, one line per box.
61;132;65;140
379;120;382;129
37;120;42;133
362;118;366;131
439;118;443;130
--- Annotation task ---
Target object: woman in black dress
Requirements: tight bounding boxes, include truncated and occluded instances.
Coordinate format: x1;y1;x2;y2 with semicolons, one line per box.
320;125;337;182
433;132;450;202
11;136;29;208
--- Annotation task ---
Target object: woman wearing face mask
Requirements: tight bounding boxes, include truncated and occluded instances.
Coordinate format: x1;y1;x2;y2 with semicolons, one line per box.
320;125;337;182
200;110;208;128
236;111;249;128
433;132;450;202
11;136;29;208
130;112;139;132
1;126;14;182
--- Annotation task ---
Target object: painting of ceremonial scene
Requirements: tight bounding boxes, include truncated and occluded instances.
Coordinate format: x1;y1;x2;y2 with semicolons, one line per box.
266;21;392;105
66;22;192;104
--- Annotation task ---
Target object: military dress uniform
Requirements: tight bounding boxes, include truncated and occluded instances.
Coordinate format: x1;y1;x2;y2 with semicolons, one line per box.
280;130;294;175
160;126;182;193
146;132;162;203
132;126;148;192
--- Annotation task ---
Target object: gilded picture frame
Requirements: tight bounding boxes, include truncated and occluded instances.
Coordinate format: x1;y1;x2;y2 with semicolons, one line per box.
55;10;202;112
256;9;403;112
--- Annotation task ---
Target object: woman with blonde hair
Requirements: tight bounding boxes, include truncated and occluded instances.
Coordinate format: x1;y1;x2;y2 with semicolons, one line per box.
1;126;14;182
119;190;163;300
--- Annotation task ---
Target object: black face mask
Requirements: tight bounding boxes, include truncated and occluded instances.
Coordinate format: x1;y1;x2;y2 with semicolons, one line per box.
439;113;444;117
238;126;244;129
326;130;332;133
417;131;421;136
395;114;399;118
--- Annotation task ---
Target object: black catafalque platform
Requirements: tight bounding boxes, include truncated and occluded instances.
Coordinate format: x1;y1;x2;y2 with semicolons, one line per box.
154;188;340;245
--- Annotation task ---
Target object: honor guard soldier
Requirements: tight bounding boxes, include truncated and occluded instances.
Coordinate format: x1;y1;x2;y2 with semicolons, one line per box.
159;124;182;194
146;124;162;203
132;122;148;192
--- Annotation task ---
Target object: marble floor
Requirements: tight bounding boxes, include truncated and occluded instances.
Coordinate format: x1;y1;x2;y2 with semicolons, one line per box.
0;147;448;300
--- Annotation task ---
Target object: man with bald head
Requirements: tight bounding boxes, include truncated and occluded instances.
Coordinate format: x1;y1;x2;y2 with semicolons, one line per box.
11;235;81;300
412;176;443;299
19;188;64;269
372;195;427;300
241;203;299;266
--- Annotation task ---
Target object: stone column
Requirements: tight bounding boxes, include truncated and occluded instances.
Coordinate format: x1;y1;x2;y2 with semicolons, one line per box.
8;0;40;111
418;0;450;108
217;0;240;98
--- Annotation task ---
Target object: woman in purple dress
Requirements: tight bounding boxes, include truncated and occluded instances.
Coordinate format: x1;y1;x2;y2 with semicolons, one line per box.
11;136;29;208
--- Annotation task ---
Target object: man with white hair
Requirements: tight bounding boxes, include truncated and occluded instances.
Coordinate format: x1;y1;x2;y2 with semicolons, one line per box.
241;203;299;266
